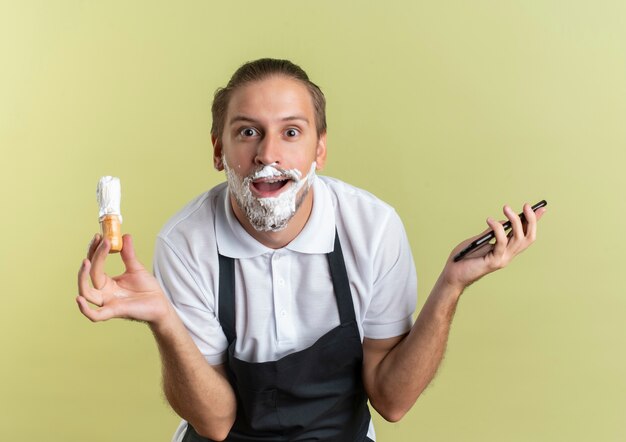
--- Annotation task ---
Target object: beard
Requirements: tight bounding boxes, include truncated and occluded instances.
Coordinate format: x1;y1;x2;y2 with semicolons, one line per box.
224;159;317;232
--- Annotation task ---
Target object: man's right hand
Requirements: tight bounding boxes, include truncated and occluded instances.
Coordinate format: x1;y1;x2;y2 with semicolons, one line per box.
77;233;237;438
77;233;171;324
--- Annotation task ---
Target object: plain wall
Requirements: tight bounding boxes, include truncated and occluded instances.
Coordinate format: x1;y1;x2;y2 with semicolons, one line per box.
1;1;625;440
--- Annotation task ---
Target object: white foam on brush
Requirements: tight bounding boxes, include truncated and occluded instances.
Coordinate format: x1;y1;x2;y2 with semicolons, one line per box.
96;176;123;222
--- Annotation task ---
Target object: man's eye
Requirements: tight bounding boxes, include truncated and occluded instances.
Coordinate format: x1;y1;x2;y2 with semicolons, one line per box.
285;129;299;137
240;128;258;137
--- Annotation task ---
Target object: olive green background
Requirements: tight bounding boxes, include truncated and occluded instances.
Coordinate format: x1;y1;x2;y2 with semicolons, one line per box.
1;1;624;440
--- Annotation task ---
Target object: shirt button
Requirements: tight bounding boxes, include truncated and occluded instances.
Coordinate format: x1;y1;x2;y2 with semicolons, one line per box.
280;310;287;317
277;278;285;287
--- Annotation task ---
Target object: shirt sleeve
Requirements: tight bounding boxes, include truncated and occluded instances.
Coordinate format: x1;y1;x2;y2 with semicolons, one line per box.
153;236;228;365
362;210;417;339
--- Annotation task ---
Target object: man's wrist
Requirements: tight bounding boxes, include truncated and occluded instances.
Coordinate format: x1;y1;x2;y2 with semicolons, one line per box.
148;302;181;337
434;273;465;303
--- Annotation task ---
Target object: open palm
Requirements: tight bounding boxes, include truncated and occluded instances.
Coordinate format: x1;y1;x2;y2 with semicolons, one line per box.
77;234;169;323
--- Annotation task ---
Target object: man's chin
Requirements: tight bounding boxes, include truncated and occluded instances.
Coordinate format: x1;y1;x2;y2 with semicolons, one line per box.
246;207;293;232
246;189;309;233
232;178;311;234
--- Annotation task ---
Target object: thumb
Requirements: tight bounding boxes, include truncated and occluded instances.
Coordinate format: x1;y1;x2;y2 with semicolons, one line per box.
120;234;145;272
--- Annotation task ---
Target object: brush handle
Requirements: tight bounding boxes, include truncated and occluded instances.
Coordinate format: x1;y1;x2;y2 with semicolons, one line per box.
100;215;123;253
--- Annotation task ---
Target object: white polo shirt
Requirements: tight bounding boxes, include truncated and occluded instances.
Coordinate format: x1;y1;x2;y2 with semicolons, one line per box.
154;175;418;441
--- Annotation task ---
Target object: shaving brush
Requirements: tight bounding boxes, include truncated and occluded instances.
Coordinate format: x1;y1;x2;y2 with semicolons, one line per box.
96;176;123;253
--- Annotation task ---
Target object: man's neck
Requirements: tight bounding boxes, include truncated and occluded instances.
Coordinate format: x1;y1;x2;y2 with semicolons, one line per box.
229;189;315;249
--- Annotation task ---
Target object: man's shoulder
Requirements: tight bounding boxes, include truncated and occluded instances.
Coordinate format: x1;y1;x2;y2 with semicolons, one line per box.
318;176;401;249
158;182;227;241
319;175;396;216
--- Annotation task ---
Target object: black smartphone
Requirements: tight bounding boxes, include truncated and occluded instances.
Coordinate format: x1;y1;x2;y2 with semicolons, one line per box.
453;200;547;262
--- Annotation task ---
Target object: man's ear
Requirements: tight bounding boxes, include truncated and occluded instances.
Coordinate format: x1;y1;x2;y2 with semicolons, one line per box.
212;135;224;171
315;132;327;170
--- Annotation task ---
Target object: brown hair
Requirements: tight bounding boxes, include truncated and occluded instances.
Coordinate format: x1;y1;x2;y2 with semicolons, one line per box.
211;58;327;141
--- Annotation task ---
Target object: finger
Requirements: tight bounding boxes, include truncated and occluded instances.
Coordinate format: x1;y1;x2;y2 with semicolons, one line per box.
77;259;103;306
522;203;537;242
504;205;524;241
76;296;115;322
87;233;102;261
534;206;547;222
119;234;144;272
90;237;111;290
487;216;508;259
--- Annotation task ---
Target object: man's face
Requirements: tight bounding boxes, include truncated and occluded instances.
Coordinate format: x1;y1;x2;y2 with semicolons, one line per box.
214;76;327;232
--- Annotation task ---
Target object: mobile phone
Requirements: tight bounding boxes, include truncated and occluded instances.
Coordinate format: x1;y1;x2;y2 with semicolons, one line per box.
452;200;547;262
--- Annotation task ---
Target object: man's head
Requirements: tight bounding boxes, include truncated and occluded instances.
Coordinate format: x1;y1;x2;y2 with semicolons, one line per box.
211;58;326;142
211;59;327;239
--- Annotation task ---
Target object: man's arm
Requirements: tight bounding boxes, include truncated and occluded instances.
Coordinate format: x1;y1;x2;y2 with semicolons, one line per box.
149;309;236;440
76;234;236;440
362;203;545;421
363;274;460;422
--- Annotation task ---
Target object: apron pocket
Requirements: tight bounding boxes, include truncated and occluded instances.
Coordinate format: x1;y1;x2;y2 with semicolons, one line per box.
237;387;281;432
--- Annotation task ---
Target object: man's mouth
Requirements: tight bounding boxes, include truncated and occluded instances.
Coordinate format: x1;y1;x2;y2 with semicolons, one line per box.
250;176;292;197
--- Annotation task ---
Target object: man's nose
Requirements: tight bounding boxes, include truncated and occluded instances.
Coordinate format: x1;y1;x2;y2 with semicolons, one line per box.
254;133;281;166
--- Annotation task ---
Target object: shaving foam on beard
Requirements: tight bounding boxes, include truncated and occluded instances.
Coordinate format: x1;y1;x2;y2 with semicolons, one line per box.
224;160;317;232
96;176;123;253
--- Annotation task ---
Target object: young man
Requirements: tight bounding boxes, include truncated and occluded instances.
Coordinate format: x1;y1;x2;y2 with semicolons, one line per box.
77;58;545;441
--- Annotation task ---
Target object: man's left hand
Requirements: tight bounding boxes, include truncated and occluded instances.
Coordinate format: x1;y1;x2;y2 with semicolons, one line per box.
441;203;547;292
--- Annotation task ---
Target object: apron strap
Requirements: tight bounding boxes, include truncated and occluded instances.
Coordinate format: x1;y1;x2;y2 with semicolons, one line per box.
218;253;236;345
218;229;356;345
326;229;357;325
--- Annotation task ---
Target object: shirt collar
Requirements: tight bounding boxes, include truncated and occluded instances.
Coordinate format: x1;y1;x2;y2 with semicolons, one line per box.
215;177;335;258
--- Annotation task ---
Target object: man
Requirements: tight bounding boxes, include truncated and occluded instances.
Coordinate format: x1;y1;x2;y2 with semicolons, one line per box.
77;58;545;441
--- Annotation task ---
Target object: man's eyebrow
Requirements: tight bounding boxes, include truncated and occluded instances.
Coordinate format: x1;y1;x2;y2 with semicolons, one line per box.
228;115;259;125
281;115;310;124
228;115;310;125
